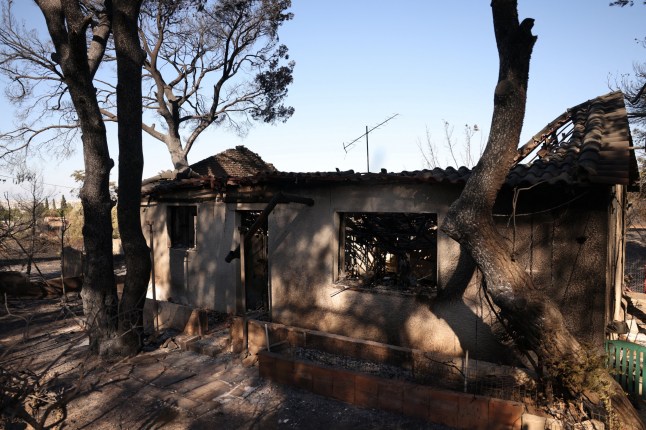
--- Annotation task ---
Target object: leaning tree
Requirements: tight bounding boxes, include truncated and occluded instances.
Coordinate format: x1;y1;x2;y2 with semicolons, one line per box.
441;1;644;427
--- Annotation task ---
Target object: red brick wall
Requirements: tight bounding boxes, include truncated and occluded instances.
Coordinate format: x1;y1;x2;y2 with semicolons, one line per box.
258;350;524;429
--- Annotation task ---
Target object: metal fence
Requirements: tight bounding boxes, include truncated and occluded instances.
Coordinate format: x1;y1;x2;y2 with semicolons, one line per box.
624;208;646;292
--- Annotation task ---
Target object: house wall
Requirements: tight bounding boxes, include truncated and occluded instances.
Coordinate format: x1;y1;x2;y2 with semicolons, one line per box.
491;187;611;346
268;183;612;360
141;200;242;313
268;183;508;362
143;182;615;360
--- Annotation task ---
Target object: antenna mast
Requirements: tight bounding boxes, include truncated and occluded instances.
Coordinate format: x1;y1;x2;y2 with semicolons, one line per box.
343;113;399;172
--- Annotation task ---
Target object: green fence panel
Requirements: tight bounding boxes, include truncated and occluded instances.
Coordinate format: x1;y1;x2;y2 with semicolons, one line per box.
606;340;646;400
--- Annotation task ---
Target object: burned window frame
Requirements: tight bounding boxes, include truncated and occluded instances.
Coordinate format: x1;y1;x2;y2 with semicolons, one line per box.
338;212;437;293
168;205;197;249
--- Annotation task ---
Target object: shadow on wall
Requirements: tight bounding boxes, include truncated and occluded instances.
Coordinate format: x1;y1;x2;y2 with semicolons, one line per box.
432;247;516;364
273;215;513;363
494;199;608;345
155;202;236;311
269;185;610;363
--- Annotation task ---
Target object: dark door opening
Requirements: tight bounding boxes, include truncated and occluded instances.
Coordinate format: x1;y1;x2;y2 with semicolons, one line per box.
241;211;269;311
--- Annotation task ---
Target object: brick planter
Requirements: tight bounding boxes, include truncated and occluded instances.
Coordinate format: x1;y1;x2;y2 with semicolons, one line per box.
258;350;525;430
232;317;534;389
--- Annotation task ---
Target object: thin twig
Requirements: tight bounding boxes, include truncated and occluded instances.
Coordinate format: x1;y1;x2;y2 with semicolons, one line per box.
1;293;31;339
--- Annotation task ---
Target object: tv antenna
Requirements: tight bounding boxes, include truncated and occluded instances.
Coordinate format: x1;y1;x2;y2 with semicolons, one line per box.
343;113;399;172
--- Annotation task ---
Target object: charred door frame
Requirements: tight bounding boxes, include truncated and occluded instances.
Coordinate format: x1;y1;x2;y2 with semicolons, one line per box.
225;192;314;352
239;210;269;312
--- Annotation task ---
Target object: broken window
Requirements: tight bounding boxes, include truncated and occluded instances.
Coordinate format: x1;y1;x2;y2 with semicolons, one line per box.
339;212;437;293
168;205;197;249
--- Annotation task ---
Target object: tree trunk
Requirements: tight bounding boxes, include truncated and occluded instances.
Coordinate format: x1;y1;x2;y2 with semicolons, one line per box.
77;114;118;354
167;135;189;173
37;0;118;353
441;1;644;428
107;0;151;357
71;75;118;353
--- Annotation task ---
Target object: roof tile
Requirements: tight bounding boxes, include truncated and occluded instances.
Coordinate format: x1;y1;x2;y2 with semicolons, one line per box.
189;145;276;177
143;92;638;196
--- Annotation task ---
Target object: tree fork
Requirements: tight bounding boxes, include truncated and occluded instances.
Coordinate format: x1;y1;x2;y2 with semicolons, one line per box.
441;0;644;427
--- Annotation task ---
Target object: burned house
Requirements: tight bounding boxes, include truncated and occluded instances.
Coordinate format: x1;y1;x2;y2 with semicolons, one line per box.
141;91;638;363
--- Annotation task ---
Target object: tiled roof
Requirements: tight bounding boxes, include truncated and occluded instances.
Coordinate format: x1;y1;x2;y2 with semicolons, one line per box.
233;167;471;186
142;92;638;196
232;92;637;189
189;145;277;177
506;91;638;189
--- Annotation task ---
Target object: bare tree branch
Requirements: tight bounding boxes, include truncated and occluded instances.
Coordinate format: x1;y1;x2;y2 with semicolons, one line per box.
0;1;114;164
139;0;294;171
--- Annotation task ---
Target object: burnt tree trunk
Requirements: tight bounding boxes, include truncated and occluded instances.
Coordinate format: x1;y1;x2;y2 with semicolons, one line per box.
36;0;118;351
441;1;643;428
108;0;151;356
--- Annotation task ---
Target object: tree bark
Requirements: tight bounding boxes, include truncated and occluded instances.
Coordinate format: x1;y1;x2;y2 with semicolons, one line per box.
166;134;189;172
441;1;644;428
107;0;151;357
36;0;118;352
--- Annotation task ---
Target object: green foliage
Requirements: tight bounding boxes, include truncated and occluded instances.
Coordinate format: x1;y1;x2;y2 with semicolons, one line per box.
610;1;646;6
251;43;295;123
65;203;83;245
69;170;84;184
69;171;119;238
63;203;119;241
0;203;12;221
59;195;68;215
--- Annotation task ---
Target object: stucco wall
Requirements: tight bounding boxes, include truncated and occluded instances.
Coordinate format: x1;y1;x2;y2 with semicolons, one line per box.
143;182;614;359
492;188;610;345
268;183;511;362
141;200;241;313
268;183;612;360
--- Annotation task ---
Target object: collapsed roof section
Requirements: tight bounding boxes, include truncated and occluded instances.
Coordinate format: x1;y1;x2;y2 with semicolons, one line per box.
509;90;638;189
141;91;639;198
141;145;276;196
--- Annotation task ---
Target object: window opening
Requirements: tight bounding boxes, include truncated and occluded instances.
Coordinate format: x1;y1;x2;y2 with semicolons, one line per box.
340;212;437;293
168;205;197;249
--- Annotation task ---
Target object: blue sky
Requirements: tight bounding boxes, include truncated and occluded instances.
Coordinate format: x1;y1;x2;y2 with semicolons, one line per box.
0;1;645;199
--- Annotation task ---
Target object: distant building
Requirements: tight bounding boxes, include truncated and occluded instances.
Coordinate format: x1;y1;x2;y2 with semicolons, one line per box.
43;216;66;231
